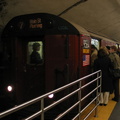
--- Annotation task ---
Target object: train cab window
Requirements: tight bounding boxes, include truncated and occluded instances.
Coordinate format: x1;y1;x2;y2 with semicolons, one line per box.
91;38;99;50
27;41;43;64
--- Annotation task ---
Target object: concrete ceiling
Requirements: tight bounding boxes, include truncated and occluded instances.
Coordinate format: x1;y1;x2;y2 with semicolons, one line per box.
0;0;120;43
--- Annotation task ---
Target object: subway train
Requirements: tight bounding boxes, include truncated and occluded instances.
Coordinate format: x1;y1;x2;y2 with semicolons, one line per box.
0;13;118;119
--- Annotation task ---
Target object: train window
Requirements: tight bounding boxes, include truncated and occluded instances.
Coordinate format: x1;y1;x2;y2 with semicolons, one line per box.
91;38;99;50
27;41;43;64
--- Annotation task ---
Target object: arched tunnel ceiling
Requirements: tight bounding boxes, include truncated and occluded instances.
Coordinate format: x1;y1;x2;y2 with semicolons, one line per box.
0;0;120;43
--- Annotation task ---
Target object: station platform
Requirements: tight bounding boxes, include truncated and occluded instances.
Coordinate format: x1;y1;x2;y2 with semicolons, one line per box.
80;94;118;120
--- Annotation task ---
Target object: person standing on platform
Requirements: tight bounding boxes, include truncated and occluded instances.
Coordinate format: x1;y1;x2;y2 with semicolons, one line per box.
109;46;120;102
90;45;98;99
106;46;111;54
94;48;114;106
91;45;98;72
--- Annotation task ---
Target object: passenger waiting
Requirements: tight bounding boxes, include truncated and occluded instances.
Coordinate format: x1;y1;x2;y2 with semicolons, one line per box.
91;45;98;72
94;48;114;106
109;46;120;102
106;46;111;54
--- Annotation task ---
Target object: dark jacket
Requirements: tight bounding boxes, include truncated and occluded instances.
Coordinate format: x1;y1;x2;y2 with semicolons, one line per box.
30;51;42;64
109;52;120;69
94;55;113;93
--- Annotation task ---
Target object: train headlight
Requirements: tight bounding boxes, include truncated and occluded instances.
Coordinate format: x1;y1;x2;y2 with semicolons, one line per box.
48;94;54;99
7;85;13;92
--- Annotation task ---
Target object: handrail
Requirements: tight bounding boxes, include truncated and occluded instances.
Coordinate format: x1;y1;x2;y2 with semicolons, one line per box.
0;70;102;120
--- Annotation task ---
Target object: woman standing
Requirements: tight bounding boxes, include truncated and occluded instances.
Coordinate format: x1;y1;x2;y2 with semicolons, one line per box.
94;48;113;106
109;46;120;102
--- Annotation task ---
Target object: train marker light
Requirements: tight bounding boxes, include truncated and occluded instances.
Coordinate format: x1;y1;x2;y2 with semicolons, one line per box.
7;85;13;92
48;94;54;99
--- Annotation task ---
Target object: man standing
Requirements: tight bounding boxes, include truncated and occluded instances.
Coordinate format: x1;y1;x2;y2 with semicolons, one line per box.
109;46;120;102
30;43;42;64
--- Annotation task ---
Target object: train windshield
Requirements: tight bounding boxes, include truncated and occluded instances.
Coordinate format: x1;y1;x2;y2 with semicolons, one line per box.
27;41;43;64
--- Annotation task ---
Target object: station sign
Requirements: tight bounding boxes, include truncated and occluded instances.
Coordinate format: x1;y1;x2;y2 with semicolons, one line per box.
29;18;42;29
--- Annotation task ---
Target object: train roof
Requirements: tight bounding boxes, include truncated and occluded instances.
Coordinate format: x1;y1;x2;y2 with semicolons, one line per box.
2;13;90;37
90;32;116;43
69;21;90;36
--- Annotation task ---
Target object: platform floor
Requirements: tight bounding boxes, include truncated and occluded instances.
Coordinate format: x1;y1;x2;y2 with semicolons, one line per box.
79;94;117;120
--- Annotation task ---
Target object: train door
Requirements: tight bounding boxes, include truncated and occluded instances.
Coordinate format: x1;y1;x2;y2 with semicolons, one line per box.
14;36;44;104
44;35;79;112
44;35;69;93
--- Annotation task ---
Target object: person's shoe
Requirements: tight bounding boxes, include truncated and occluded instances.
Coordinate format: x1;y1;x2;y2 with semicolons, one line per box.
99;103;103;106
104;104;107;106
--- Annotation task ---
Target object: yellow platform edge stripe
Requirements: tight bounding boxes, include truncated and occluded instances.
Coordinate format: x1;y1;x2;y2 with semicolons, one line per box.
76;94;117;120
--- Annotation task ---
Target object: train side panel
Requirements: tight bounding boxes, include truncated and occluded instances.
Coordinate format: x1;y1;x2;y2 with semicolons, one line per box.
101;39;116;46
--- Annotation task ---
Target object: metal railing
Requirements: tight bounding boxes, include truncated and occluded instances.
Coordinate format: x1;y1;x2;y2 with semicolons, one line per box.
0;70;102;120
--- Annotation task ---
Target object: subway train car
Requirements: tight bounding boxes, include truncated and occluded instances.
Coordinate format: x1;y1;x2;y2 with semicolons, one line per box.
0;13;91;118
1;13;119;119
